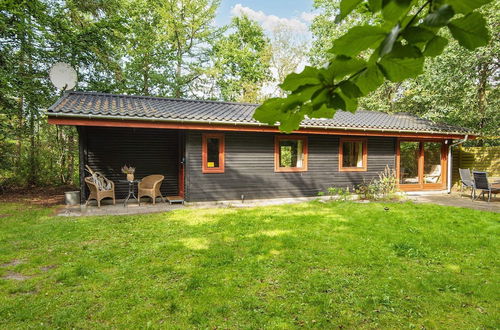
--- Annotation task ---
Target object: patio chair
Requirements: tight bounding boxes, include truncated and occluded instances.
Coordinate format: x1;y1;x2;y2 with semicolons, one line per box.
459;168;475;199
472;171;500;202
424;165;441;183
138;175;166;205
84;176;115;208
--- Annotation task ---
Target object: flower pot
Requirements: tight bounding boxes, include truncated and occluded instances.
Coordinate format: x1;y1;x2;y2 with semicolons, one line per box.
126;173;134;181
65;191;80;205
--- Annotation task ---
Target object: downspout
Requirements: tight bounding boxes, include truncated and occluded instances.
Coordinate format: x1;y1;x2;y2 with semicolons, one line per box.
447;134;468;193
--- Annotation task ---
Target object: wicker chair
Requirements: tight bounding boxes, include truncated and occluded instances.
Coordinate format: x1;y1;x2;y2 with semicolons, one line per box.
138;175;166;205
84;176;115;208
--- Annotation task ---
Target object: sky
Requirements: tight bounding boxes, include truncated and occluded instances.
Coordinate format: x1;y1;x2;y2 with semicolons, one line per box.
215;0;316;35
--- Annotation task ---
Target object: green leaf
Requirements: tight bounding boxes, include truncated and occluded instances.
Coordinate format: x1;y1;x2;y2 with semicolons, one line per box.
352;65;385;95
337;91;358;112
329;56;367;81
279;109;306;132
423;35;448;57
311;89;329;110
378;44;424;81
309;104;337;119
281;93;306;111
448;12;490;50
380;24;400;56
330;26;387;57
253;98;284;125
280;66;321;92
368;0;383;12
339;81;363;98
293;84;324;101
402;26;436;44
423;4;454;27
382;0;411;22
336;0;363;23
445;0;493;14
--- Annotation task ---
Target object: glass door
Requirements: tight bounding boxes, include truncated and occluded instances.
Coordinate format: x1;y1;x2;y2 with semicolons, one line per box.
398;140;446;190
399;141;420;186
423;142;443;186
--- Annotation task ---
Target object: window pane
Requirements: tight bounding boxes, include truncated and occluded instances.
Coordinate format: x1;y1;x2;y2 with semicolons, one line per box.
207;137;220;168
279;139;303;168
424;142;442;184
342;141;363;167
400;141;419;184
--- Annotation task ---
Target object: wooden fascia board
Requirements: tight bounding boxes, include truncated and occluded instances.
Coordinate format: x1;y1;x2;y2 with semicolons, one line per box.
47;117;470;140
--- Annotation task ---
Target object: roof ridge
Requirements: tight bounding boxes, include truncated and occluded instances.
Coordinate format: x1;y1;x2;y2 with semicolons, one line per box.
64;91;260;107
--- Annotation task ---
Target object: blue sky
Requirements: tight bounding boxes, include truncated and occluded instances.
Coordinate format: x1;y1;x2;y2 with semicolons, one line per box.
215;0;316;31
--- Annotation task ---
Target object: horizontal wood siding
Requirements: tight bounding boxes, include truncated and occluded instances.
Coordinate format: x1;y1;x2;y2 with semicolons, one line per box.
452;145;500;186
81;126;179;199
185;131;395;201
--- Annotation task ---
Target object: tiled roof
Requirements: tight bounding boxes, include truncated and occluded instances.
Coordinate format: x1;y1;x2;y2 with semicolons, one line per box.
48;91;472;135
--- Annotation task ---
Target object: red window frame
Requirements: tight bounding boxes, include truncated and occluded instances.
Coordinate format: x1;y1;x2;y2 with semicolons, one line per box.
339;137;368;172
202;133;225;173
274;135;308;172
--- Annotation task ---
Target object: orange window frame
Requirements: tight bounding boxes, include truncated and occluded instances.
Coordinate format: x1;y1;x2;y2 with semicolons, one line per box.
202;133;225;173
339;137;368;172
395;138;448;191
274;135;308;172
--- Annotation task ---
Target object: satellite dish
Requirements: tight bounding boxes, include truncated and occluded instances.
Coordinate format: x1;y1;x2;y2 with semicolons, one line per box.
49;62;77;91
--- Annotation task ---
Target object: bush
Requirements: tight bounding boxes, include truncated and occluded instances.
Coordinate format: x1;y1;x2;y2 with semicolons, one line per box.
356;166;399;201
318;186;352;201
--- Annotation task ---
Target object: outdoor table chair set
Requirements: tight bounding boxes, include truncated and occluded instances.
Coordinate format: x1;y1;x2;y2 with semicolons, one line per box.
459;168;500;202
84;166;167;207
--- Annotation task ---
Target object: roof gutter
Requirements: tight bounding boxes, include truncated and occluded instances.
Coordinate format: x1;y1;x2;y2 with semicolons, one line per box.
46;112;472;137
447;134;469;193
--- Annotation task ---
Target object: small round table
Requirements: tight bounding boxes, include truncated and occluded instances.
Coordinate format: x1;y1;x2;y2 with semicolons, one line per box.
119;180;140;207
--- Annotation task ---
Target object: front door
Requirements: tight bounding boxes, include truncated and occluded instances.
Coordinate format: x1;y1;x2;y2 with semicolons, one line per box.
397;139;447;191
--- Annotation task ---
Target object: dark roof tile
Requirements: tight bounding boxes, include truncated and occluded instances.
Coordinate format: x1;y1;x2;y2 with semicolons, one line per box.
47;91;472;135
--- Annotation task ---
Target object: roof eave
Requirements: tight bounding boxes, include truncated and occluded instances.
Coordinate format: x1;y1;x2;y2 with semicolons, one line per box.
46;111;474;138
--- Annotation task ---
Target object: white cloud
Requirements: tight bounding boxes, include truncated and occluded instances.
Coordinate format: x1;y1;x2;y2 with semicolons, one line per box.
300;12;317;23
231;4;308;33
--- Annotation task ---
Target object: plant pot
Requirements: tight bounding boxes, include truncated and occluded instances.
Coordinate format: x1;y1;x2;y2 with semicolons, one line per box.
65;191;80;205
126;173;134;181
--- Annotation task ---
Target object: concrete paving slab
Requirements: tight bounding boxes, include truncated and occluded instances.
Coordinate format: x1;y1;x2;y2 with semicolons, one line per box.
409;193;500;213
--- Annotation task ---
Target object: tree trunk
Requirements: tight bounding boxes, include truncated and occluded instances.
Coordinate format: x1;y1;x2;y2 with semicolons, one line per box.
16;96;24;172
476;60;489;147
28;112;36;185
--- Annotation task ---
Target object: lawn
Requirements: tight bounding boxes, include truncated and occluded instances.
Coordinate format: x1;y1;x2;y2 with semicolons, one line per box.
0;201;498;328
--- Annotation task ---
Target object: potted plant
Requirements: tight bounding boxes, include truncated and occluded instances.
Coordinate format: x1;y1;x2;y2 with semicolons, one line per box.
121;165;136;181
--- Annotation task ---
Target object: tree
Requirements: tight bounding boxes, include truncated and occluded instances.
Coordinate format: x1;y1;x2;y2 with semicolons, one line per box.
392;8;500;144
121;0;174;95
267;23;309;98
159;0;221;98
254;0;495;132
0;0;54;184
211;15;271;103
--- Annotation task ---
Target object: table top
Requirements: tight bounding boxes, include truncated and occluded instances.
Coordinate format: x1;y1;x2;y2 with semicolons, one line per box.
118;179;140;183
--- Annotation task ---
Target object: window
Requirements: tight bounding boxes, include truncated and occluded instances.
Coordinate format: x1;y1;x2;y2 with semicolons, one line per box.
339;138;367;171
274;135;308;172
202;133;224;173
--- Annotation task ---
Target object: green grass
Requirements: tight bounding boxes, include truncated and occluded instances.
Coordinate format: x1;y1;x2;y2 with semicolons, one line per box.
0;201;498;328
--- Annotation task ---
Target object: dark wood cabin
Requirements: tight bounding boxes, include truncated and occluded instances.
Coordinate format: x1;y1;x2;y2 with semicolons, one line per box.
48;92;473;203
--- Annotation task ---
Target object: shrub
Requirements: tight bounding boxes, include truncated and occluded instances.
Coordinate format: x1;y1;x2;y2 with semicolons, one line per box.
356;166;399;201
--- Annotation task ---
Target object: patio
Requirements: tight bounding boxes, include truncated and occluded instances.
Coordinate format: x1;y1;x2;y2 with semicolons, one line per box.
410;192;500;213
59;200;185;217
